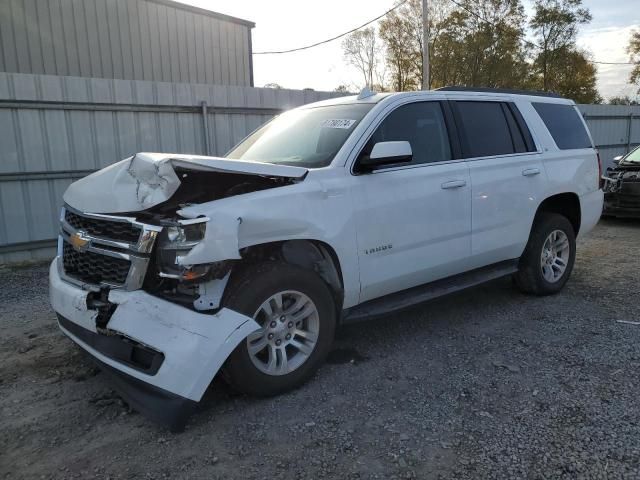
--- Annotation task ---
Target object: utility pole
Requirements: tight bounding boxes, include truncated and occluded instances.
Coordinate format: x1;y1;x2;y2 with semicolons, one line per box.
422;0;429;90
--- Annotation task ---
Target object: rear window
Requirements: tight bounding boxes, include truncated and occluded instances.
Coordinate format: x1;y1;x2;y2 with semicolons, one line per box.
453;101;534;158
532;102;592;150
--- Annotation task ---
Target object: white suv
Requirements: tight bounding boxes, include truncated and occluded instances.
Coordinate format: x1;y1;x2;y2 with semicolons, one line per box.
49;87;603;429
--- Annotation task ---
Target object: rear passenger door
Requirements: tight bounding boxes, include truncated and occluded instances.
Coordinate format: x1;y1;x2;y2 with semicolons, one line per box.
450;100;545;266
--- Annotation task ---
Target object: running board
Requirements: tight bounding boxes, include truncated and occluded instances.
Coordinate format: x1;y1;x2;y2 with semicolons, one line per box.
343;259;519;323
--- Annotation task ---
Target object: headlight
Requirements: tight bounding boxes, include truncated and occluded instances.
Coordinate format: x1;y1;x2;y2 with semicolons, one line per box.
166;223;206;244
158;220;209;281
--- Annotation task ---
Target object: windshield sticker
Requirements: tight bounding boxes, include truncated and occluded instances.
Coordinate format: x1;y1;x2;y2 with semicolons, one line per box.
320;119;357;129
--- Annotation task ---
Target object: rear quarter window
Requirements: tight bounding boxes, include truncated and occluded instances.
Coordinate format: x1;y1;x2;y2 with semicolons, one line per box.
532;102;592;150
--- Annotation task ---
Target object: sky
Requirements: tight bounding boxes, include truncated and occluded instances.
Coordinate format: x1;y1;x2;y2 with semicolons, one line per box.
180;0;639;100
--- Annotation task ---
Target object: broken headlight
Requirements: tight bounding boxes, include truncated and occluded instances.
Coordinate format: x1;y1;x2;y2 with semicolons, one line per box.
157;219;209;281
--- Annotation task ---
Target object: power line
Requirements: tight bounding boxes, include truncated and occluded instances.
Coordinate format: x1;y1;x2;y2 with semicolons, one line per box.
253;0;409;54
253;0;636;67
590;61;635;65
445;0;635;66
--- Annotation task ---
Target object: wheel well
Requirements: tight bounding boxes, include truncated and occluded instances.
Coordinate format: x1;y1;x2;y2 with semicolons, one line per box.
536;193;581;234
235;239;345;309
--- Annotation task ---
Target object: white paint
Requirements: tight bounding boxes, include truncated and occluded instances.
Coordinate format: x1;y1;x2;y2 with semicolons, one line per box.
50;257;260;401
51;88;604;408
49;260;98;333
369;141;412;160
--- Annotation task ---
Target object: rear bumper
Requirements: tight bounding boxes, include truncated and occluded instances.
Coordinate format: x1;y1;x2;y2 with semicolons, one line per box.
49;258;260;429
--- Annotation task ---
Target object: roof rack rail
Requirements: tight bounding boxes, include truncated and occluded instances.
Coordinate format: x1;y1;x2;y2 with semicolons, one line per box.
436;86;563;98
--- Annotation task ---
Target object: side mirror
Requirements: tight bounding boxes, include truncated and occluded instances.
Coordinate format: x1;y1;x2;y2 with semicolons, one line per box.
613;155;623;165
359;141;412;170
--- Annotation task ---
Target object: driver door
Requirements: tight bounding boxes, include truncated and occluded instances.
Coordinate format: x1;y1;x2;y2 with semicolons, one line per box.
350;101;472;302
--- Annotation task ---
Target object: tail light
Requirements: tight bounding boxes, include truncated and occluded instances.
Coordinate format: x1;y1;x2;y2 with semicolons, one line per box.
596;150;603;189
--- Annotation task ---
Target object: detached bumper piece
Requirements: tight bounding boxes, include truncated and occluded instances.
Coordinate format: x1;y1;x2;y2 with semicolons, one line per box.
49;258;261;431
59;314;195;431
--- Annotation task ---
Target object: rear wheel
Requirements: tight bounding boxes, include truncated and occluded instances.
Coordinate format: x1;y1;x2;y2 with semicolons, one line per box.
222;262;336;396
514;212;576;295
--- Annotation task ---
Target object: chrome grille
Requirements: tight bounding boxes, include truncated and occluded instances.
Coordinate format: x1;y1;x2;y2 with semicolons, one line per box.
62;243;131;284
65;209;142;244
58;206;162;290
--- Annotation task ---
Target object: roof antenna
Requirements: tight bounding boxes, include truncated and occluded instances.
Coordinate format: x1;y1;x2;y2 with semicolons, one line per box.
357;87;376;100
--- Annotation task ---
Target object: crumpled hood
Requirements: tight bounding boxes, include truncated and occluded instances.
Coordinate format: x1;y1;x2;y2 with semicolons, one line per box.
63;152;308;213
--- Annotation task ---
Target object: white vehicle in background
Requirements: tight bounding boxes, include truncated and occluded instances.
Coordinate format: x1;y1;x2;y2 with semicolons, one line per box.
49;87;603;430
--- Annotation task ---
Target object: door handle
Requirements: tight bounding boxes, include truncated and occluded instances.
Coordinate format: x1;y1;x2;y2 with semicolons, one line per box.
522;168;541;177
441;179;467;189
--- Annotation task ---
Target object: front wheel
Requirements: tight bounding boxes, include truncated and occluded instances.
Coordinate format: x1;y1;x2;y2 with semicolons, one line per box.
222;262;336;396
513;212;576;295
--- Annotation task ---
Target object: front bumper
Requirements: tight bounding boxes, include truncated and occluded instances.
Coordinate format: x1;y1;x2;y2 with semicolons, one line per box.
604;195;640;218
49;258;260;430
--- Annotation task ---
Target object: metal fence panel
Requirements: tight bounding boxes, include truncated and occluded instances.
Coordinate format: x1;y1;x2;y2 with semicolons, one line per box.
0;72;342;263
578;104;640;168
1;79;638;264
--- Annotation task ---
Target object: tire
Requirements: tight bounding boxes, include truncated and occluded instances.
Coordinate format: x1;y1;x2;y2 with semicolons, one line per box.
513;212;576;295
222;261;336;396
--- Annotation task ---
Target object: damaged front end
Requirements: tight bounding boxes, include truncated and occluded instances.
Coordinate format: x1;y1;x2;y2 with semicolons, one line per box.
603;163;640;218
51;153;308;430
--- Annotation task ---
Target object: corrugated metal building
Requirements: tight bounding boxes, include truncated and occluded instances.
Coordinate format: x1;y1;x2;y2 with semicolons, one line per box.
0;0;255;86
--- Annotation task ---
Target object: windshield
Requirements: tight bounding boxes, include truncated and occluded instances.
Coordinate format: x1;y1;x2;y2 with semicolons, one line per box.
226;104;373;168
623;146;640;163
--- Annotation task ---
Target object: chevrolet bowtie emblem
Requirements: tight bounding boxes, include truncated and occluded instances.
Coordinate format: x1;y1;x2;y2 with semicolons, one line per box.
69;230;91;252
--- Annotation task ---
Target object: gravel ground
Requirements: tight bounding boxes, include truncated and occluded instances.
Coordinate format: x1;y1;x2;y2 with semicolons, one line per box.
1;218;639;479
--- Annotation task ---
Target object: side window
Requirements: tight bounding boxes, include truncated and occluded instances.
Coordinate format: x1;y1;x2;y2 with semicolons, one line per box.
453;101;517;158
532;102;592;150
363;102;452;166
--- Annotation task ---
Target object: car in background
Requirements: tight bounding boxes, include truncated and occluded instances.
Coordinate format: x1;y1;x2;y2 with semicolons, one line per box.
603;145;640;218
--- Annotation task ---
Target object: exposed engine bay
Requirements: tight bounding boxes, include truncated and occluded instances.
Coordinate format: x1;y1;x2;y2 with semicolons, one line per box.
603;162;640;218
58;153;342;321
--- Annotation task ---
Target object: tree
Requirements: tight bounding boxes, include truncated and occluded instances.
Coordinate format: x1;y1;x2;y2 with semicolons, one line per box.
627;30;640;92
546;48;601;103
342;28;382;89
378;0;451;90
430;0;530;89
379;0;530;91
263;83;283;89
379;10;419;91
608;95;639;106
529;0;596;100
334;84;351;93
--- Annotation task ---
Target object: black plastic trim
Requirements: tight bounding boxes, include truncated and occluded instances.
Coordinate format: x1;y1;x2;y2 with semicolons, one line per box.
58;315;164;375
342;259;519;323
93;355;197;432
437;86;563;98
441;100;463;160
507;102;536;152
